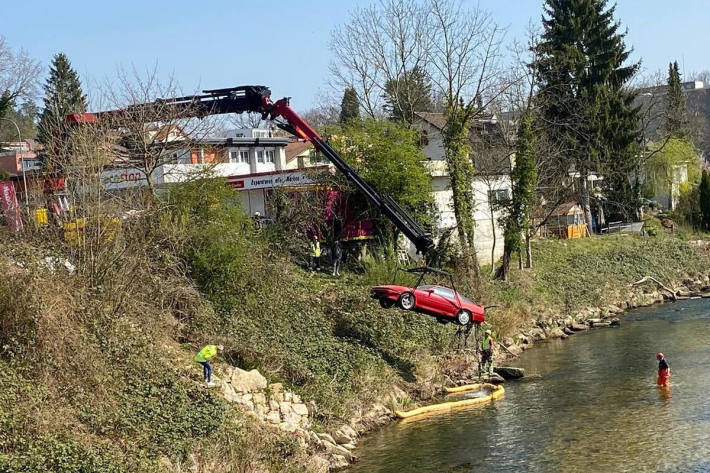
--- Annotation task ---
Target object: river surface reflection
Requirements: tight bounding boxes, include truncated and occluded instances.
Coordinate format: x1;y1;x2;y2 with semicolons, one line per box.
350;299;710;473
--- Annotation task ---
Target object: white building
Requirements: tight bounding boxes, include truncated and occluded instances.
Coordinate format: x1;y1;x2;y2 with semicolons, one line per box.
101;121;511;265
414;113;512;265
641;163;689;211
102;128;332;217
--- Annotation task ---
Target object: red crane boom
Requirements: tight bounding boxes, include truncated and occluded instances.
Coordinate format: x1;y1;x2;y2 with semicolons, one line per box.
67;85;435;255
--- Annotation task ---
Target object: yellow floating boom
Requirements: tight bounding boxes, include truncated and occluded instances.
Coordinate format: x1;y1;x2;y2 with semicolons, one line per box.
396;384;504;419
444;382;495;394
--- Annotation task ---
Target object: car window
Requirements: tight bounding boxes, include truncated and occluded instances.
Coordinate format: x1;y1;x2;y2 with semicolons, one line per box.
433;287;456;300
417;285;434;290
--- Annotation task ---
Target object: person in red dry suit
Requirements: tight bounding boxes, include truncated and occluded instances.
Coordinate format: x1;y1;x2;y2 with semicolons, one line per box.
656;352;670;387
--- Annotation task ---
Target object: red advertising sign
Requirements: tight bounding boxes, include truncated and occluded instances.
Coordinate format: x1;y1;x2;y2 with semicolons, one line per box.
0;181;23;232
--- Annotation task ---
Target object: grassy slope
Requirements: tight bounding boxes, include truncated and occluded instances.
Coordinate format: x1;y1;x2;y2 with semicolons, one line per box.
482;234;710;336
1;213;708;472
0;239;310;473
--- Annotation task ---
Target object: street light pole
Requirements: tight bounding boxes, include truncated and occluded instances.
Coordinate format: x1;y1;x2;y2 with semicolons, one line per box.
0;117;28;205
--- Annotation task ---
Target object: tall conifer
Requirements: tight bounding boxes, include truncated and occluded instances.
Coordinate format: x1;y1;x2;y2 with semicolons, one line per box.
38;53;87;145
383;67;434;123
535;0;640;224
662;61;690;139
339;87;360;124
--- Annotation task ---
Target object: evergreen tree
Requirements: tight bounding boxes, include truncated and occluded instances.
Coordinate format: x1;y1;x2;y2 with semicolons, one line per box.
497;110;538;281
662;61;690;139
535;0;640;227
339;87;360;124
383;67;433;123
0;91;12;119
601;87;643;219
38;53;87;146
0;101;38;143
700;169;710;230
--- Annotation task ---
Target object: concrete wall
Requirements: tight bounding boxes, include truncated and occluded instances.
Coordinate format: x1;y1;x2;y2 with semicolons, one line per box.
430;174;509;265
419;121;446;162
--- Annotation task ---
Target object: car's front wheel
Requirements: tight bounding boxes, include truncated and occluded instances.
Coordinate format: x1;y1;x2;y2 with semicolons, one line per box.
456;310;471;325
379;298;394;309
398;292;415;310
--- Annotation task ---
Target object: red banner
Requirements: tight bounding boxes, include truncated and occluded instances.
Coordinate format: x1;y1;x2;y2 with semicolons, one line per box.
0;181;23;232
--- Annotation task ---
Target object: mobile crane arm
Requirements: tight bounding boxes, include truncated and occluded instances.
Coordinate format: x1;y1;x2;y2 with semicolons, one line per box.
66;85;435;255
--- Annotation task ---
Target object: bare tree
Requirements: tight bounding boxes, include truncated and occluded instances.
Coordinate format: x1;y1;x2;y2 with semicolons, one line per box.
0;37;41;115
489;29;585;279
300;89;341;129
472;139;510;275
330;0;430;119
332;0;508;277
97;67;219;198
427;0;506;112
426;0;511;280
228;112;269;130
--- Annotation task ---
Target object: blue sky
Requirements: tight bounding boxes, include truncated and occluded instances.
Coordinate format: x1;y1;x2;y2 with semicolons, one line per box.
3;1;708;112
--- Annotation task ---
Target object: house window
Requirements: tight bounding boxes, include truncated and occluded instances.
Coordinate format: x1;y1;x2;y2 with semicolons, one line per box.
309;150;327;165
257;150;264;163
265;150;275;163
418;129;429;147
229;151;239;163
488;189;510;205
239;151;250;164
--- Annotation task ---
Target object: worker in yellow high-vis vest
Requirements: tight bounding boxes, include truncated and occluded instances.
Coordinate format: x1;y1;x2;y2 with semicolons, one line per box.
480;330;495;375
195;344;223;387
309;235;321;272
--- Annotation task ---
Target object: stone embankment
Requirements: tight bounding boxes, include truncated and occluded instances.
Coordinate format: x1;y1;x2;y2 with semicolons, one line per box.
217;366;393;472
217;271;710;471
496;271;710;361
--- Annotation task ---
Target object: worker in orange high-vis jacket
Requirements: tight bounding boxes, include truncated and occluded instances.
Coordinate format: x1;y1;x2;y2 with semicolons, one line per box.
657;352;670;387
195;344;223;388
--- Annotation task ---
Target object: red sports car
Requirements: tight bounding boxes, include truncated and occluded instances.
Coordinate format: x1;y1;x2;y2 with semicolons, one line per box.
370;282;486;326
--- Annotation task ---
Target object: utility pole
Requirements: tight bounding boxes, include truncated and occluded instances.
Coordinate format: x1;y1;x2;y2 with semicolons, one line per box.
0;117;28;205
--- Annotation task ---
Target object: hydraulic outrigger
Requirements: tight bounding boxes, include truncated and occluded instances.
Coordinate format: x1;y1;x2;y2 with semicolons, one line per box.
66;85;435;256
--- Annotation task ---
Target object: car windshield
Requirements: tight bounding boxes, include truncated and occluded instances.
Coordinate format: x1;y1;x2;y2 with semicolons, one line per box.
459;294;474;304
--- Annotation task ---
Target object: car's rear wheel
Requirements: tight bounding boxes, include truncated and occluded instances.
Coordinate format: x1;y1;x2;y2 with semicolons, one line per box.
456;310;471;325
398;292;415;310
379;298;394;309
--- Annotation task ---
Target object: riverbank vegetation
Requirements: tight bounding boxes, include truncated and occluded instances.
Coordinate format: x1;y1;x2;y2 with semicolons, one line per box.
3;174;710;472
4;0;710;471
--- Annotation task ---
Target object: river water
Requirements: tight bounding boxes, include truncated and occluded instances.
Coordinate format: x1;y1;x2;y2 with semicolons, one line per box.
350;299;710;473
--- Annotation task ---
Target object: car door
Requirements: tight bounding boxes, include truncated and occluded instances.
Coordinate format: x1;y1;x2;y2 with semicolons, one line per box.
428;287;460;316
413;286;436;311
